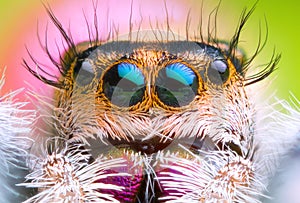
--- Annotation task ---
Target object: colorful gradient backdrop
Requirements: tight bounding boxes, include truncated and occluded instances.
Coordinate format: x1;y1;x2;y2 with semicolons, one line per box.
0;0;299;101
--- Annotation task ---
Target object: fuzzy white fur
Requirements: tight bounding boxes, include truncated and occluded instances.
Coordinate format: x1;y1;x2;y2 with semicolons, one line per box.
0;72;35;202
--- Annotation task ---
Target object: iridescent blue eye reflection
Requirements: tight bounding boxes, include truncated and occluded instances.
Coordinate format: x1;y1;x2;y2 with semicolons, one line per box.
102;62;145;107
118;63;144;86
156;63;198;107
165;63;196;85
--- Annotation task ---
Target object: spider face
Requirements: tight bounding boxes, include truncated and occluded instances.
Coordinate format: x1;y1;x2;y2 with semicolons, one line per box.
49;39;255;202
61;40;245;148
19;2;286;203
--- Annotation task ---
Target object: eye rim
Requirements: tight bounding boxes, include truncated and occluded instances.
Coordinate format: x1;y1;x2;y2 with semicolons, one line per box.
153;60;203;109
97;60;148;110
195;42;240;86
221;58;237;85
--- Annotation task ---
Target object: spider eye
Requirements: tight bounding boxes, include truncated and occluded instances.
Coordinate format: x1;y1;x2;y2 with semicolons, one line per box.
102;62;145;107
117;63;144;86
155;62;198;107
207;59;230;84
74;60;95;86
211;60;227;73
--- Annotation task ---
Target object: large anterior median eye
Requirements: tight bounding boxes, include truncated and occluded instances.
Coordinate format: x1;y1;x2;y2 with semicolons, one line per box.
102;62;145;107
155;62;198;107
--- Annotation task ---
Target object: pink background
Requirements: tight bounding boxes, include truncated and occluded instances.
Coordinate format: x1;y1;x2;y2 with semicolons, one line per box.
1;0;300;100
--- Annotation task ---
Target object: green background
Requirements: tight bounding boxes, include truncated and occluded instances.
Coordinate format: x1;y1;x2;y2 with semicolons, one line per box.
0;0;299;100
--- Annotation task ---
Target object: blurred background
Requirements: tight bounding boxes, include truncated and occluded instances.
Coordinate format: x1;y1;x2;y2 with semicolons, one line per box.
0;0;299;100
0;0;299;202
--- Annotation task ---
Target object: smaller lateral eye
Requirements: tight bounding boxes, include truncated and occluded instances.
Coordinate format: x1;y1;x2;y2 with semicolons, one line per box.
74;60;95;86
155;62;198;107
102;62;145;107
207;59;230;84
211;60;228;73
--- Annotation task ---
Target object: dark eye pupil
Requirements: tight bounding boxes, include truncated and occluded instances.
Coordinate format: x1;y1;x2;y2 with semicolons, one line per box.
155;63;198;107
102;63;145;107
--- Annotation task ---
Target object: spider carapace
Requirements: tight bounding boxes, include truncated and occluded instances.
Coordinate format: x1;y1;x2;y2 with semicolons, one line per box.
25;35;266;202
